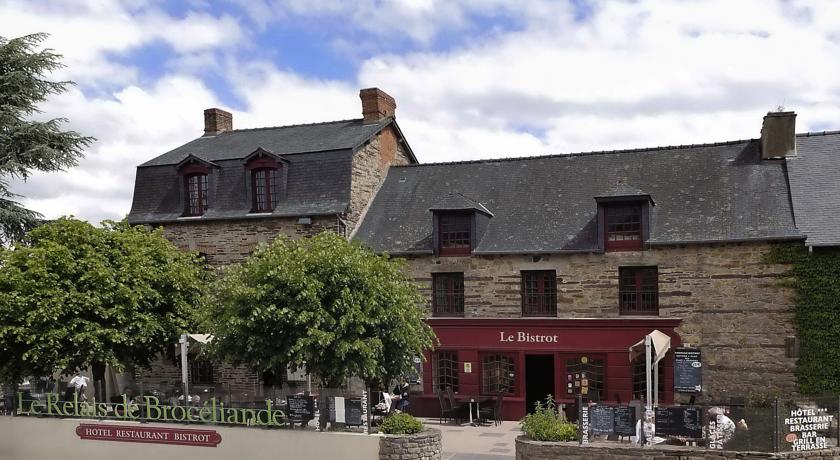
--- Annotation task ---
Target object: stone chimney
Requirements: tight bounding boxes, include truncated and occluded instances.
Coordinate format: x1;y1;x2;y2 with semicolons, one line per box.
360;88;396;123
760;111;796;159
204;108;232;136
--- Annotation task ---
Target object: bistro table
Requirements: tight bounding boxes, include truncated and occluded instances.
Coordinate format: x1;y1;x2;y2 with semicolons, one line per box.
458;396;492;426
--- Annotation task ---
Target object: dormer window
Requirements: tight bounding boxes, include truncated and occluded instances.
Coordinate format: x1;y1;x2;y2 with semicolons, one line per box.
244;147;284;213
252;168;278;212
176;155;215;217
596;185;653;252
430;193;493;257
438;213;472;256
184;173;208;216
605;204;643;251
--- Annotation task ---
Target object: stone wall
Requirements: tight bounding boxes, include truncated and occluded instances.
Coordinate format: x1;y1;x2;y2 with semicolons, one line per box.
516;437;840;460
379;429;442;460
162;215;338;265
405;241;796;401
347;126;412;230
133;355;261;402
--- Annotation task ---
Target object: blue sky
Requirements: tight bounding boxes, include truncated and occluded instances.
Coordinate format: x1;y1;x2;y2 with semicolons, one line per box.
1;0;839;223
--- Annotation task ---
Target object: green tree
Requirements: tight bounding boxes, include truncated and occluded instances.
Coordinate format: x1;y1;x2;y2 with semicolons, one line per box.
0;218;206;399
205;232;436;414
0;33;93;244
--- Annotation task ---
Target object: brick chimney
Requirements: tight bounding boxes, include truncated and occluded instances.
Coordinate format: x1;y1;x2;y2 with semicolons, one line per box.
204;108;232;136
360;88;396;124
760;111;796;159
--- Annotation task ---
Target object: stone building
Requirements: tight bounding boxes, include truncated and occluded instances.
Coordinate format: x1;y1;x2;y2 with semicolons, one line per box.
126;88;415;396
128;90;840;418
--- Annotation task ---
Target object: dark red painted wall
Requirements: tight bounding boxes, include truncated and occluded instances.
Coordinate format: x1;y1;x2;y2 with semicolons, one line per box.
414;318;682;421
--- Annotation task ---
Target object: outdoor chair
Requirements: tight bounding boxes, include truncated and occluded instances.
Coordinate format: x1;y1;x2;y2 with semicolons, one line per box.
445;386;468;423
437;391;462;425
478;393;504;426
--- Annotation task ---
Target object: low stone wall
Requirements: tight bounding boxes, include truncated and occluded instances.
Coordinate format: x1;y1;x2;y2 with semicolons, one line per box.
379;429;442;460
516;437;840;460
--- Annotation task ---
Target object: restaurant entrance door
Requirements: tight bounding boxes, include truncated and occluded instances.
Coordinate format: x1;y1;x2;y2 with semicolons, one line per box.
525;354;554;414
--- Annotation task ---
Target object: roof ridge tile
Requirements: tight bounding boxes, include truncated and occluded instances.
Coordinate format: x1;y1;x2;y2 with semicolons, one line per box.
226;118;365;133
396;130;839;168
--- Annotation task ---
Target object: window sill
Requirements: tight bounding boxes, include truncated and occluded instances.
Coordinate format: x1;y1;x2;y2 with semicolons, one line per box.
177;215;204;220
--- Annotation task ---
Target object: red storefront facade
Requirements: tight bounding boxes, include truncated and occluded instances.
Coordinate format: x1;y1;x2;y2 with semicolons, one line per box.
414;317;682;421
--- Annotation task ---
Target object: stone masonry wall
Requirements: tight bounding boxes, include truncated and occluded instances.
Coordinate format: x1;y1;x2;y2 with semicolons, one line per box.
162;215;338;265
405;241;796;401
379;429;442;460
516;437;840;460
133;355;261;403
347;126;412;230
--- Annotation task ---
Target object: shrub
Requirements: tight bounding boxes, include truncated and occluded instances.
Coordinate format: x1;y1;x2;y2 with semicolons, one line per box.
520;396;578;442
380;412;423;435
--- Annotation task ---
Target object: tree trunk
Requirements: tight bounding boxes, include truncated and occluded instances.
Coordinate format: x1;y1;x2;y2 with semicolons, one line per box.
92;363;106;403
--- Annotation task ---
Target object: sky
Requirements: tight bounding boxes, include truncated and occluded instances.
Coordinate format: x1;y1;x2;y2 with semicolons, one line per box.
2;0;840;224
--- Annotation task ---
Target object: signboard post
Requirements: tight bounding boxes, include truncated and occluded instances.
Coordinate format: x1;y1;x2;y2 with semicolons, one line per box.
577;395;589;445
674;348;702;393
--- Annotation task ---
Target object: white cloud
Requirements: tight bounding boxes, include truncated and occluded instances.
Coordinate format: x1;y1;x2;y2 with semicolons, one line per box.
0;0;244;86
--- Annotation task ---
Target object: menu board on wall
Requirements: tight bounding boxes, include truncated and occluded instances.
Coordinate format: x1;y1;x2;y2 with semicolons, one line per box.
613;406;637;436
673;348;702;393
654;406;703;438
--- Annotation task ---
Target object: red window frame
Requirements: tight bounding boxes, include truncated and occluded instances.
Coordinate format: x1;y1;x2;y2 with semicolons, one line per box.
432;272;464;316
619;266;659;315
521;270;557;317
184;173;208;216
561;354;606;401
605;204;643;251
480;352;518;396
432;350;459;394
438;213;472;256
251;167;278;212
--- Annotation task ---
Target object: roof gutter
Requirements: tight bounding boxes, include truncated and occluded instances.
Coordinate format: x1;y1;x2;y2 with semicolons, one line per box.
647;235;805;246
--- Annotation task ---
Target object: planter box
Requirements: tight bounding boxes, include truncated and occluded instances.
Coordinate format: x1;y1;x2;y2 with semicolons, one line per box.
379;428;441;460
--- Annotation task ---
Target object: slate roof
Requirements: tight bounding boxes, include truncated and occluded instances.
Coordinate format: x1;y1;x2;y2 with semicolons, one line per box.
140;118;394;166
785;131;840;246
429;192;494;216
355;139;803;254
128;117;414;224
128;150;354;223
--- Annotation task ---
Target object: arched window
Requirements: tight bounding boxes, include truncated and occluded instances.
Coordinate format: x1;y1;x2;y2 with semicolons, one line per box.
251;167;278;212
184;173;208;216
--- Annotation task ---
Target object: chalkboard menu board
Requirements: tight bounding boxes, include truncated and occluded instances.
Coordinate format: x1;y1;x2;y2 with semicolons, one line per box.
655;406;702;438
674;348;702;393
345;398;363;426
589;406;615;435
613;406;637;436
286;395;315;422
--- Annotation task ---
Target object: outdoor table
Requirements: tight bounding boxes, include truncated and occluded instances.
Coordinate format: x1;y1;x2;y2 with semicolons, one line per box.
458;396;491;426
